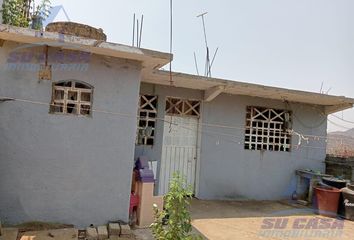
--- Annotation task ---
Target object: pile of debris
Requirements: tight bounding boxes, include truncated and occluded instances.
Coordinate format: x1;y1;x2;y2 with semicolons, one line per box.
0;220;136;240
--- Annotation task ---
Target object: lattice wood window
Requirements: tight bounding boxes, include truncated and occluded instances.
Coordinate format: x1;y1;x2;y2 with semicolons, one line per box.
50;80;93;116
165;97;201;118
137;95;158;145
244;106;292;152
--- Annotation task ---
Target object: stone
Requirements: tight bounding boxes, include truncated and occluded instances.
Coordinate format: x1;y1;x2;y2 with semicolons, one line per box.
109;236;135;240
108;223;120;236
120;224;132;235
86;227;98;240
97;226;108;240
1;228;18;240
45;22;107;41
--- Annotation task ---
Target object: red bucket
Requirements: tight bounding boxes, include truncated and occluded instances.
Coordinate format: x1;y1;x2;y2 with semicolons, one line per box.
315;187;341;217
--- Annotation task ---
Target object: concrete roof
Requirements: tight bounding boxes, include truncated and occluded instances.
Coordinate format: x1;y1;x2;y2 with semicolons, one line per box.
0;24;352;114
143;70;354;114
0;24;172;73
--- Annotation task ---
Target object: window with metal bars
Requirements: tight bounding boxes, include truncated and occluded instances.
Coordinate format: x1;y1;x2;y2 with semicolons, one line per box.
137;95;158;145
50;80;93;116
244;106;292;152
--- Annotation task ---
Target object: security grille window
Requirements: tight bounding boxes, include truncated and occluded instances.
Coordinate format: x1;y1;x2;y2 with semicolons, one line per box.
165;97;201;118
50;80;93;116
137;95;158;145
244;106;292;152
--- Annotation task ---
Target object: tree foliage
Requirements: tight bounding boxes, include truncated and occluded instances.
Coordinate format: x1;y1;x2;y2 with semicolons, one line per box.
1;0;30;27
1;0;51;29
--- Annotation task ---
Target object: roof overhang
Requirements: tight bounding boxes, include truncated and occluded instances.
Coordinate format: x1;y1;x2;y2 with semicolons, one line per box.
0;24;172;73
143;70;354;114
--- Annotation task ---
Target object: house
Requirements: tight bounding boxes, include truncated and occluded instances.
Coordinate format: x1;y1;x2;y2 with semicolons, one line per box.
0;23;354;227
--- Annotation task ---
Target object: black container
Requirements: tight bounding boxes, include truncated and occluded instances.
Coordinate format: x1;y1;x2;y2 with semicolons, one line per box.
322;177;348;218
341;187;354;221
322;177;348;189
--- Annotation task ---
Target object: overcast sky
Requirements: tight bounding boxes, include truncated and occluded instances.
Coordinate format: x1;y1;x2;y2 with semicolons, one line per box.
49;0;354;132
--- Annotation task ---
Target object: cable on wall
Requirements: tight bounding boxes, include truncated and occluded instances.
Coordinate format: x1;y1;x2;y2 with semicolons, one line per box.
2;95;353;152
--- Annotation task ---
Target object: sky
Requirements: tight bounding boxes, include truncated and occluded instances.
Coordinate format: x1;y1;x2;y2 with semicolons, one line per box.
47;0;354;132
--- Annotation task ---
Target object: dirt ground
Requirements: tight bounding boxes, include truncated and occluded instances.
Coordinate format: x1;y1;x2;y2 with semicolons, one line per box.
190;199;354;240
6;200;354;240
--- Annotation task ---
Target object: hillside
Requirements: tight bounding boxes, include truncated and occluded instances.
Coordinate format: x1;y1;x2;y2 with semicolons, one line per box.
327;128;354;157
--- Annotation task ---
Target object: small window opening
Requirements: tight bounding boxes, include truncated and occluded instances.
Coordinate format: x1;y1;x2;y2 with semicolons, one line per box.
244;106;292;152
137;95;158;145
50;80;93;116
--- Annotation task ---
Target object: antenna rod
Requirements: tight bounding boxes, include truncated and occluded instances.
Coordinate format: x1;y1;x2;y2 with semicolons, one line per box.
197;12;211;77
139;15;144;48
132;14;136;46
197;12;209;49
207;47;219;77
136;19;139;47
320;81;324;93
194;52;200;76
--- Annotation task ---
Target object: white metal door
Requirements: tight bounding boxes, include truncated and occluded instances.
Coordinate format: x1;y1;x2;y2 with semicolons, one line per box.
159;116;199;195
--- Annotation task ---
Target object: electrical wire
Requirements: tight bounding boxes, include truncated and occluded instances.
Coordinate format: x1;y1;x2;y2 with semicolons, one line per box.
0;95;350;141
327;117;352;130
1;95;354;149
331;114;354;125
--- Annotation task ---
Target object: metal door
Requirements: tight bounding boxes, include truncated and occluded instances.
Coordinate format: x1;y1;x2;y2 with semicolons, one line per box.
159;115;199;195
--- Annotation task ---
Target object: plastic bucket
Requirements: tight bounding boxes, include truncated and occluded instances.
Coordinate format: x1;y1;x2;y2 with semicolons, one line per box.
341;187;354;221
315;187;341;217
322;177;348;218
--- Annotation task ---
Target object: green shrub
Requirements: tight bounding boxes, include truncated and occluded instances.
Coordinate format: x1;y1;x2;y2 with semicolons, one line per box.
150;173;202;240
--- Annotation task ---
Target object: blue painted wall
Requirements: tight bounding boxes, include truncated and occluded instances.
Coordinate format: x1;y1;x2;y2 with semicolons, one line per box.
0;41;141;227
138;83;327;200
